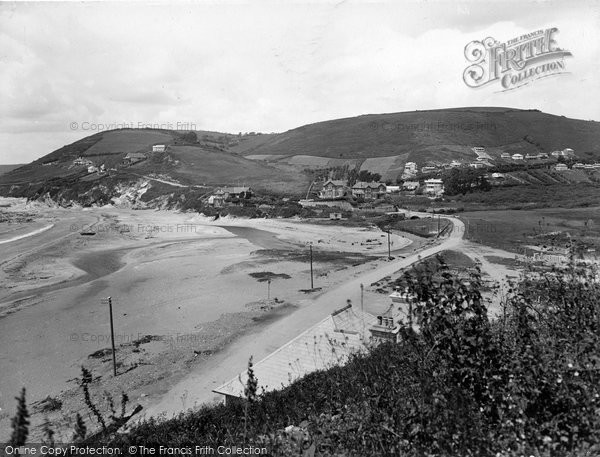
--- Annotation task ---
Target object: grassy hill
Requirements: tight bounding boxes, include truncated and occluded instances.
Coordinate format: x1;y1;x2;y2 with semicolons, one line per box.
234;107;600;180
0;129;310;196
0;164;25;176
2;107;599;201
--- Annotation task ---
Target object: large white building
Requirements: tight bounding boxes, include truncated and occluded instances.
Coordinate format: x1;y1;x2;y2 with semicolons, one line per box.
424;178;444;196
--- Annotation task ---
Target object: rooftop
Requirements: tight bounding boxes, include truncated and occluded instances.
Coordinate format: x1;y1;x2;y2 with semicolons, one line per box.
213;304;376;399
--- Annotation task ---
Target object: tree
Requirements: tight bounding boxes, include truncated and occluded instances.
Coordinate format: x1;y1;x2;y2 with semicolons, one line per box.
442;168;490;196
181;131;197;144
9;388;30;446
72;413;87;442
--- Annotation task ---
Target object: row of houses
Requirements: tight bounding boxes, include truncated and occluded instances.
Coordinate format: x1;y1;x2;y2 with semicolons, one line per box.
555;162;600;171
207;186;253;207
319;180;387;200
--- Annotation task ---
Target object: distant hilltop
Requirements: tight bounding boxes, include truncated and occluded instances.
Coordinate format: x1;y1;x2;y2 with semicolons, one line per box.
1;107;599;191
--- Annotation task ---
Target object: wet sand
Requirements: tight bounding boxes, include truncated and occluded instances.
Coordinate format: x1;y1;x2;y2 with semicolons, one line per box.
0;201;414;441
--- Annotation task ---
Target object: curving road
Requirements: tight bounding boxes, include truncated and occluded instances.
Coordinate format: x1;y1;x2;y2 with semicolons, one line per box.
144;215;465;418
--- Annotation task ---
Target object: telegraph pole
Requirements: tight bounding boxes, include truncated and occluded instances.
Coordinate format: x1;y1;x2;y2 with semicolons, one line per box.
387;228;392;260
101;297;117;377
309;243;314;289
437;215;441;237
360;283;364;313
267;278;271;300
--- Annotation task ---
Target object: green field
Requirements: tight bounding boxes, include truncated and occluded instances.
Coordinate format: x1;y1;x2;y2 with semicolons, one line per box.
459;207;600;253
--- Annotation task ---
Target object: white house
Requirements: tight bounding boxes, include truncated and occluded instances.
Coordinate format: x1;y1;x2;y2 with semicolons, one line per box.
424;178;444;196
152;144;166;153
403;162;417;176
469;162;486;169
555;163;568;171
402;181;420;191
512;154;524;160
500;153;511;159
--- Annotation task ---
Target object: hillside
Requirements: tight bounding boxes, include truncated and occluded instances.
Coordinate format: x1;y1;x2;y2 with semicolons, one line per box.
235;107;600;180
2;107;600;202
0;129;309;196
0;164;24;176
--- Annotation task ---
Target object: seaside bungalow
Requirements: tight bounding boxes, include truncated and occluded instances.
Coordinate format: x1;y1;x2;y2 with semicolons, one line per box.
123;152;147;165
500;153;511;159
219;186;253;199
512;154;524;160
402;181;420;191
213;304;376;405
152;144;166;153
424;178;444;196
555;163;568;171
421;165;437;173
351;182;387;199
319;179;348;199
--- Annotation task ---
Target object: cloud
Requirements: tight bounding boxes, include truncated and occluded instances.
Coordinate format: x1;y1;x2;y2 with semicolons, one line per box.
0;1;598;164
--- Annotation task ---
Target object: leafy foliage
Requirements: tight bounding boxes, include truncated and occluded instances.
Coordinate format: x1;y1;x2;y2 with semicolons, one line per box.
442;167;491;196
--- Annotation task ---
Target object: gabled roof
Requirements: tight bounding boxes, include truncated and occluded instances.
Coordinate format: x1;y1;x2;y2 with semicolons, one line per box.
213;305;376;399
352;181;386;189
323;179;347;187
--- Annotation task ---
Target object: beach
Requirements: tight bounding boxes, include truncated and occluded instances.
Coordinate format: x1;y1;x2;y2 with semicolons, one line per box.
0;198;416;440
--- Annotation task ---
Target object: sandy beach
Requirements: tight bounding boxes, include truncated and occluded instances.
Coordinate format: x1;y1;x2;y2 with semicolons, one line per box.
0;198;417;441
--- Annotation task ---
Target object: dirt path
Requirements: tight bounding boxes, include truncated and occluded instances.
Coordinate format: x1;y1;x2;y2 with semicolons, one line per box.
142;216;465;419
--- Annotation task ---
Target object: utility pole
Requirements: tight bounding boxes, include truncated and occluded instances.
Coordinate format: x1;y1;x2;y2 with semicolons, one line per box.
360;283;364;313
309;243;314;289
437;215;441;237
101;297;117;377
360;283;365;336
387;228;392;260
267;279;271;300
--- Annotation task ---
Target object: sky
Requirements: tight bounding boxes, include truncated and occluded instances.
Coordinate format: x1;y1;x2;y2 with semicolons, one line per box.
1;0;599;164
